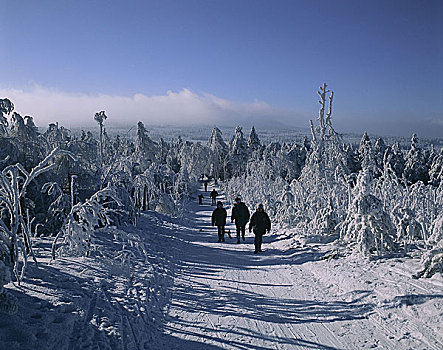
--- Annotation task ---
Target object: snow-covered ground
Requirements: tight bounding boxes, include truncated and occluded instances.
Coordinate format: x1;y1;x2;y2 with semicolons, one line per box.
1;183;442;349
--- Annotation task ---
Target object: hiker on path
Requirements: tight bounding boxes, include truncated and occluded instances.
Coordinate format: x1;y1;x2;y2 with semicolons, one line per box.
198;193;204;205
210;189;218;205
204;181;208;192
212;201;227;242
249;204;271;254
231;197;250;244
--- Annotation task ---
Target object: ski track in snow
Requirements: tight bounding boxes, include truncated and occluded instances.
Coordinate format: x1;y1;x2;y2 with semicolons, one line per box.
1;181;442;349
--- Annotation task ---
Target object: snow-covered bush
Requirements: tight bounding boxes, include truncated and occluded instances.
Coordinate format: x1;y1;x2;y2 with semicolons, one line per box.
391;206;423;248
52;184;123;258
306;198;338;238
0;148;76;280
275;185;297;225
413;213;443;278
0;148;75;313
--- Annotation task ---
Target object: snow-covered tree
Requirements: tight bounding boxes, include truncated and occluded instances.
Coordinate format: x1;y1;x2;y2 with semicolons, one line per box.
43;122;71;152
339;169;398;256
373;137;387;174
94;110;107;164
207;126;228;180
385;141;405;179
135;121;158;165
404;134;429;184
179;142;211;181
358;132;374;173
247;126;262;155
226;126;249;178
429;147;443;186
0;98;14;136
0;147;76;313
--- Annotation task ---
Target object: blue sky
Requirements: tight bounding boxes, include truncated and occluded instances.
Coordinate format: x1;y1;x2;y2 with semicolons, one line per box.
1;0;442;137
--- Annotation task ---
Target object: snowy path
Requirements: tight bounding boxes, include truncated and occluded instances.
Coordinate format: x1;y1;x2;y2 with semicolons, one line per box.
1;182;441;349
161;183;443;349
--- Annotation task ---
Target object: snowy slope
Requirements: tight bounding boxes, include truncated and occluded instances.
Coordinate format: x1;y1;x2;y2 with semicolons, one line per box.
1;183;442;349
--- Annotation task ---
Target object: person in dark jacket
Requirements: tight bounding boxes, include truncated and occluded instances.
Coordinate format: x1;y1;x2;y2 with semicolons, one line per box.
210;189;218;205
231;197;250;244
204;180;208;192
212;201;227;242
249;203;271;253
198;193;204;205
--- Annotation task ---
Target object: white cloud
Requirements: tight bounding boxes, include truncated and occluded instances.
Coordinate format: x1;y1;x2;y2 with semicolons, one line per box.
0;85;294;128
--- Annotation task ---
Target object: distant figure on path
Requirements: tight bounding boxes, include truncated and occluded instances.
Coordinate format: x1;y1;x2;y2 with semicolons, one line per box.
249;204;271;254
198;193;204;205
231;197;250;244
210;188;218;205
204;181;208;192
212;201;227;242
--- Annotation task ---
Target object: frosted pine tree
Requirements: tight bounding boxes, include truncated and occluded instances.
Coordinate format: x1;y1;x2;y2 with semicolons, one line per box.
386;141;405;179
135;121;158;165
247;126;262;157
207;126;228;180
226;126;249;178
339;169;398;256
358;132;375;173
179;142;211;180
404;134;429;184
286;140;307;180
429;147;443;186
165;136;183;174
373;137;387;175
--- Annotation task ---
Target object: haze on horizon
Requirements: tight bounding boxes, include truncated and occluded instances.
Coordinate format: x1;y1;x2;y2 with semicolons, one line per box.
1;0;442;138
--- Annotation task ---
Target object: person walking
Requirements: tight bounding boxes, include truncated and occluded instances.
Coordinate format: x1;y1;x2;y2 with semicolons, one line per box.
204;180;208;192
249;204;271;254
231;197;250;244
198;193;204;205
212;201;227;242
210;188;218;205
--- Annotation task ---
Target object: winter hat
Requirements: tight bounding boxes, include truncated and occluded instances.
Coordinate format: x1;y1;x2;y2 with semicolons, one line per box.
235;197;241;203
217;201;223;207
257;203;264;209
